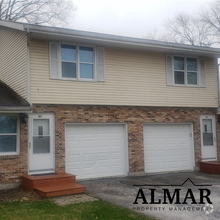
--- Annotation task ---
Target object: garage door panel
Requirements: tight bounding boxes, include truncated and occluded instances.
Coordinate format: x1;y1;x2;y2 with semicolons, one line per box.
83;153;96;161
67;146;80;152
168;137;177;144
68;154;80;161
97;166;109;174
157;162;167;169
68;161;80;168
179;137;188;144
82;140;95;147
111;164;123;172
66;124;127;179
111;152;122;159
168;161;178;167
111;139;122;146
97;152;108;159
67;139;80;146
66;126;79;134
144;124;193;173
83;166;95;172
81;126;95;134
68;168;80;175
168;149;178;156
156;137;166;145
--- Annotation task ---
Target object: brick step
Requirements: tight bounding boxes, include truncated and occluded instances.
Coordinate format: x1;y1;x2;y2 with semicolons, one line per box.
22;173;76;191
34;183;86;197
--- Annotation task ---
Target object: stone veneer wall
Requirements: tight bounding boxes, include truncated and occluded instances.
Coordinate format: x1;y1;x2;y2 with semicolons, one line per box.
0;105;219;185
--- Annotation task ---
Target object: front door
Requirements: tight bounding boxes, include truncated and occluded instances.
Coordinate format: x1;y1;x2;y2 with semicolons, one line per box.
28;113;55;174
200;115;217;161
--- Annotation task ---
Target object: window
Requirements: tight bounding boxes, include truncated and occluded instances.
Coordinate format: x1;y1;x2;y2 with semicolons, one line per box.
79;46;94;79
0;115;19;155
61;45;76;78
60;44;94;80
166;55;205;87
174;56;197;85
50;42;105;82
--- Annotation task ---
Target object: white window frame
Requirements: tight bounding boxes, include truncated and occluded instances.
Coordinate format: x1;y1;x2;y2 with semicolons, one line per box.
173;55;199;87
60;42;96;82
0;114;20;156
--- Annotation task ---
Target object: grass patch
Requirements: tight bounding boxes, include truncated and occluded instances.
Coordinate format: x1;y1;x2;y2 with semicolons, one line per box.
0;199;154;220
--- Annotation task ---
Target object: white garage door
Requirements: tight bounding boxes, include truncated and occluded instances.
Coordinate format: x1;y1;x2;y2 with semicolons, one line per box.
144;124;194;173
65;124;127;179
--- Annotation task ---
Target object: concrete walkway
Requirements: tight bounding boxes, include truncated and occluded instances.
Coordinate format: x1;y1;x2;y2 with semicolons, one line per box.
79;172;220;220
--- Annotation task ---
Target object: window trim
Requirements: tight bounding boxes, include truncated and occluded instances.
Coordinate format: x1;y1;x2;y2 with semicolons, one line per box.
0;114;20;156
59;42;96;82
173;55;199;87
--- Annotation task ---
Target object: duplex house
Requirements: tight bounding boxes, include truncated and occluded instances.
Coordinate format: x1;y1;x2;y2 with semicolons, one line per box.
0;20;220;189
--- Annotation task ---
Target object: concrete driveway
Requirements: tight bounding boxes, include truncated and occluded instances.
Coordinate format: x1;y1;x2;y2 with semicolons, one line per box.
79;172;220;220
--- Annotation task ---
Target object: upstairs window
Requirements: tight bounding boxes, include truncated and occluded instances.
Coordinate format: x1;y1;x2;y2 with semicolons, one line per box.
60;44;94;80
174;56;198;85
79;46;94;79
166;55;205;87
49;42;104;81
61;45;77;78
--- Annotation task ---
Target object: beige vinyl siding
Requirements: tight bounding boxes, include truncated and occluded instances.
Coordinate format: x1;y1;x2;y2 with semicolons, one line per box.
0;28;28;100
30;40;218;107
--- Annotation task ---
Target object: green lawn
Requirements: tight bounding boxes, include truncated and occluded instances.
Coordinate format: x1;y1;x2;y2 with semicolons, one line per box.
0;199;155;220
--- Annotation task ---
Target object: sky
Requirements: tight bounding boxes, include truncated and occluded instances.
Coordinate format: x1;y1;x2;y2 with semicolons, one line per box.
69;0;212;38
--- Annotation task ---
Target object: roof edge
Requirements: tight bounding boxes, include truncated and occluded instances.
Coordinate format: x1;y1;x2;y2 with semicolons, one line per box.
0;20;220;56
0;20;24;31
23;23;220;56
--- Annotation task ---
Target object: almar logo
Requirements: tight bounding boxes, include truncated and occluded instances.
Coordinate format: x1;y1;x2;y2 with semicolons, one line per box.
133;178;212;205
203;203;214;215
132;178;213;214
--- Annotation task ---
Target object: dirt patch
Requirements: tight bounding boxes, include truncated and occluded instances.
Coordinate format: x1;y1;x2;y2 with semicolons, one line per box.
51;194;98;206
0;186;43;203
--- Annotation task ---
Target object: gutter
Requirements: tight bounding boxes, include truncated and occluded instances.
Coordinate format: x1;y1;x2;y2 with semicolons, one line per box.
0;106;32;110
22;24;220;57
0;106;33;113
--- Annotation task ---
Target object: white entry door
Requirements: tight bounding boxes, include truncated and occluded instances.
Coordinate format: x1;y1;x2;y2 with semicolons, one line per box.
200;115;217;161
28;113;55;174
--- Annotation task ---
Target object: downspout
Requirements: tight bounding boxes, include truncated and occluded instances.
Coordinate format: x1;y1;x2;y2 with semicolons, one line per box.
26;28;31;104
217;59;220;114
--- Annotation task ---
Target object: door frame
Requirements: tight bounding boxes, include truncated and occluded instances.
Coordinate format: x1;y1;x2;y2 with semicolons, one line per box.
200;115;217;161
28;113;55;174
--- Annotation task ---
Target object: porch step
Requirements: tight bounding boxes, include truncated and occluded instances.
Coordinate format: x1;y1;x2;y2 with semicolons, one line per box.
35;183;86;197
200;161;220;174
22;173;76;191
22;173;85;197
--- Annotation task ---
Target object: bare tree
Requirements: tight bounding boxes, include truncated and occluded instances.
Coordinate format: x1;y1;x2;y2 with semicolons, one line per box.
144;28;175;42
150;0;220;47
199;0;220;45
0;0;76;26
163;13;213;46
